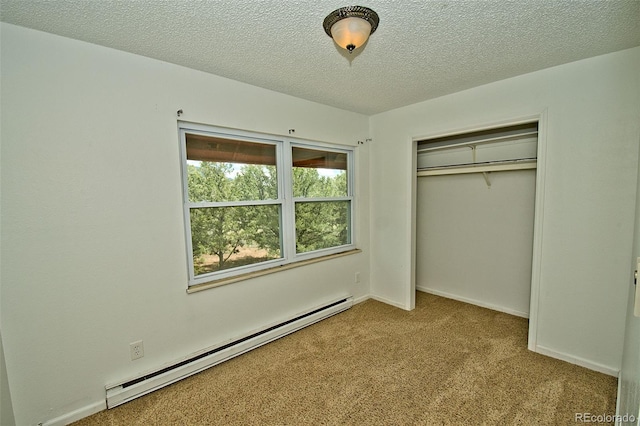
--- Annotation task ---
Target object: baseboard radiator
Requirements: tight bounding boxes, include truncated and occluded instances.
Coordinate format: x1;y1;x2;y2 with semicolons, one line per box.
105;297;352;408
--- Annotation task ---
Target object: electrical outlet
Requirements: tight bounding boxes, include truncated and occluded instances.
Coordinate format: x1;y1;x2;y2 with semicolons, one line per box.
130;340;144;360
355;272;361;283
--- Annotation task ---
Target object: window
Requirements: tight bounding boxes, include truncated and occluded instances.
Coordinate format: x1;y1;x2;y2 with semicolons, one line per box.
292;146;351;253
180;124;355;286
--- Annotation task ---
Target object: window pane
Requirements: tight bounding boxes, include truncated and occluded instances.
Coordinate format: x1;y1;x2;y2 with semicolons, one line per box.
295;201;350;253
292;147;347;198
190;205;282;275
186;133;277;202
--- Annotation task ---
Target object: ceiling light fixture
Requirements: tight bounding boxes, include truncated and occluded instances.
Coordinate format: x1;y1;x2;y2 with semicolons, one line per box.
323;6;379;54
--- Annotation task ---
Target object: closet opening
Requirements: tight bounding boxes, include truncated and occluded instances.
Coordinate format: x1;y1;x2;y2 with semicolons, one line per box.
413;118;545;350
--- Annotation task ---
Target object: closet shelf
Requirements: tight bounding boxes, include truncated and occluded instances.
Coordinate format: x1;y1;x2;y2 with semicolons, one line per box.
417;158;536;177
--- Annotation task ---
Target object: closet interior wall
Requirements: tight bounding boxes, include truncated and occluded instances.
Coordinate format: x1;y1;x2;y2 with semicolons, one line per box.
415;123;538;318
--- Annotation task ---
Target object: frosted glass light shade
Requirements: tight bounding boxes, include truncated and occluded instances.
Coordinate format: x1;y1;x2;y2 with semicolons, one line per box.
331;17;372;52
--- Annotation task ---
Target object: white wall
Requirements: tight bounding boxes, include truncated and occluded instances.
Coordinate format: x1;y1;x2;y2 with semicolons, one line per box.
370;47;640;373
0;23;370;425
416;169;536;317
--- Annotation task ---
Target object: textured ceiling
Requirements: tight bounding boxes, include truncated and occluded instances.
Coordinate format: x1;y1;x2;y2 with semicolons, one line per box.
1;0;639;115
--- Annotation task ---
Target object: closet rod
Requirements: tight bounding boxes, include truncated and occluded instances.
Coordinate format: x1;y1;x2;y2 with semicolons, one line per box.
417;159;536;177
416;131;538;153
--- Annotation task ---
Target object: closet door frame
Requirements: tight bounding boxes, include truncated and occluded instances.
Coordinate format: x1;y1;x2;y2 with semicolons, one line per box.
410;111;547;352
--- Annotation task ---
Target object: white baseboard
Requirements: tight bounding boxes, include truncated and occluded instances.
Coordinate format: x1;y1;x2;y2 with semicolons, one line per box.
369;294;411;310
352;294;370;305
534;345;619;377
417;286;529;318
42;400;106;426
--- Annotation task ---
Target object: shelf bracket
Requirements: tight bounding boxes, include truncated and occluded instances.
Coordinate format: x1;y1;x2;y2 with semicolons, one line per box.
472;145;491;188
482;172;492;188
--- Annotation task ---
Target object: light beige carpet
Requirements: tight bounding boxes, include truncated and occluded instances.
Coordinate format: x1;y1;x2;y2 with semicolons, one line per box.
74;292;617;425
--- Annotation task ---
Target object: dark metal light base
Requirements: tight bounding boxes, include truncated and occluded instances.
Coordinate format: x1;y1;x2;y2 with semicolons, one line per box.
323;6;380;39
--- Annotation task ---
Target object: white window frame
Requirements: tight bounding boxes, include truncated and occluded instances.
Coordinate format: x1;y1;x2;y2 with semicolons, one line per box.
179;122;356;287
290;141;355;262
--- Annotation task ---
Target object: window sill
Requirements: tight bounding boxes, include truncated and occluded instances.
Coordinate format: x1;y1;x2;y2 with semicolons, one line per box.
186;249;362;294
